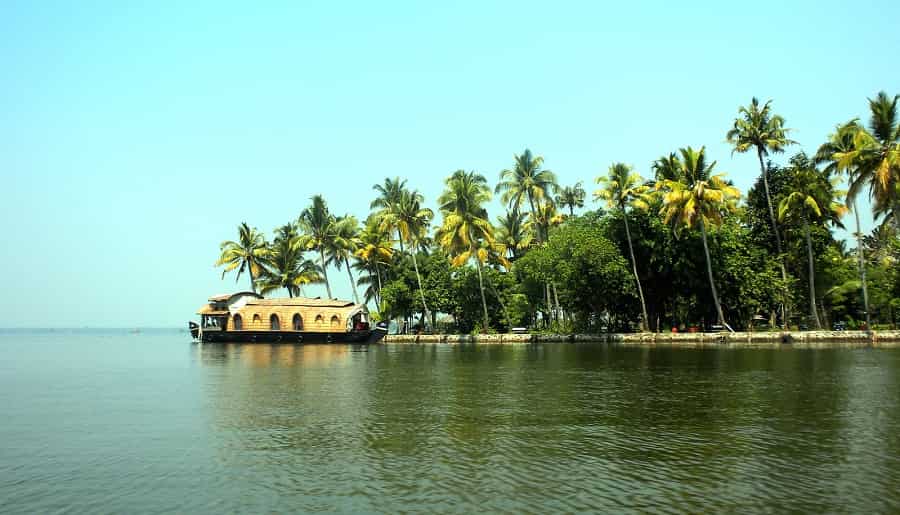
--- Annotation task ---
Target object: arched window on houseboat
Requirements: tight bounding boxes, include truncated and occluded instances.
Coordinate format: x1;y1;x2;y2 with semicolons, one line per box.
330;315;341;330
252;314;261;326
270;314;280;330
315;314;324;325
292;314;303;330
232;314;242;330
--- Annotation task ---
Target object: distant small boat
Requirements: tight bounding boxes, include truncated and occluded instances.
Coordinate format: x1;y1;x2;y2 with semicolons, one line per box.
188;292;388;344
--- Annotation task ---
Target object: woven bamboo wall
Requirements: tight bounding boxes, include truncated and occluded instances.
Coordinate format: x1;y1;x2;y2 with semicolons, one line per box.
227;305;350;332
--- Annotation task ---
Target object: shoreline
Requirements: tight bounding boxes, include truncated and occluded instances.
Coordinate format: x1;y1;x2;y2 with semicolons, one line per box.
383;330;900;348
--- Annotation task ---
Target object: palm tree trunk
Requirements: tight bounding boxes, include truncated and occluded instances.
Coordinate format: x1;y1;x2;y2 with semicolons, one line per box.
853;202;871;329
410;247;430;323
319;248;332;298
758;148;789;329
623;212;649;332
344;256;360;304
528;195;554;324
474;259;491;331
699;219;726;326
375;262;383;307
485;275;512;330
803;220;822;329
552;283;561;323
248;265;256;293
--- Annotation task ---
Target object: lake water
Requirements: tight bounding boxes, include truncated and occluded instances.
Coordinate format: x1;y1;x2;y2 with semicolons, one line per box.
1;330;899;513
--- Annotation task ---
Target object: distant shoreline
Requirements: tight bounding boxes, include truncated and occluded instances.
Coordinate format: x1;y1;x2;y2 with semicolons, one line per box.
384;330;900;347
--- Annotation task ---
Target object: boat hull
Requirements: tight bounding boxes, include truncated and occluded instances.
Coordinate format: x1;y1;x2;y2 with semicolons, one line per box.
189;321;388;344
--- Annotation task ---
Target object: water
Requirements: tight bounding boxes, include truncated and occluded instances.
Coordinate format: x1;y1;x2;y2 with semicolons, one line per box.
1;331;899;513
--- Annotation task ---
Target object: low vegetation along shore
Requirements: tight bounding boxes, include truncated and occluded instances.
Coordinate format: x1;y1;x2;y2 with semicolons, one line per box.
384;331;900;348
216;93;900;334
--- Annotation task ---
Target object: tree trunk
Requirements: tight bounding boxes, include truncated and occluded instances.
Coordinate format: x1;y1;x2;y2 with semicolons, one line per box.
528;195;555;323
486;275;512;330
853;203;871;329
549;282;558;320
623;212;649;332
344;256;360;304
410;247;430;325
247;262;256;293
375;262;383;307
319;248;332;298
474;259;491;331
699;219;726;326
758;148;789;329
804;220;822;329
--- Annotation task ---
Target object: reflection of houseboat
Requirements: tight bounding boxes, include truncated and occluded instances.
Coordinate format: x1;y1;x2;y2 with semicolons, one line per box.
188;292;388;344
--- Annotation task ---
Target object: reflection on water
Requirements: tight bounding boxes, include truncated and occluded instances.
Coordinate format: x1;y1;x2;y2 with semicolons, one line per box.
1;335;899;513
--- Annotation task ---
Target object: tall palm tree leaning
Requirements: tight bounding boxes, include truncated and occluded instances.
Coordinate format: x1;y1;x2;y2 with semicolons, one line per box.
657;147;741;330
258;223;323;298
557;181;586;216
296;194;336;299
835;91;900;235
379;188;434;326
816;121;871;328
727;97;796;328
215;222;268;293
496;149;559;318
778;152;847;330
326;215;362;304
436;170;506;331
595;163;651;332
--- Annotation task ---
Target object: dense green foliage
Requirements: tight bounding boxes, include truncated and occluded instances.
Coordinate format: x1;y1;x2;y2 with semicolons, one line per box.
217;92;900;333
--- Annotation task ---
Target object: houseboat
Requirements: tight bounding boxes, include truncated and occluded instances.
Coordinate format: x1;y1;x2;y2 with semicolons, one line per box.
188;292;388;344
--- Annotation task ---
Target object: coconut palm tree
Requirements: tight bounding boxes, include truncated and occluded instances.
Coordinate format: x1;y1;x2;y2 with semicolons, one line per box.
557;181;586;216
496;149;559;317
658;147;741;329
778;152;847;329
258;225;323;297
354;217;395;306
215;222;268;293
371;177;408;252
436;170;504;331
727;97;796;327
495;210;533;260
496;149;558;242
835;92;900;234
595;163;651;331
296;194;336;299
378;189;434;323
326;215;362;304
816;120;871;328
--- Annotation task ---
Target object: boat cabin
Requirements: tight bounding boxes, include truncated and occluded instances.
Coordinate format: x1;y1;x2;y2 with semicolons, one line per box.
196;292;371;334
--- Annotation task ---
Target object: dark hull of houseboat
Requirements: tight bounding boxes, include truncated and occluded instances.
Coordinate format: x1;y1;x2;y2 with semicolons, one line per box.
188;321;388;345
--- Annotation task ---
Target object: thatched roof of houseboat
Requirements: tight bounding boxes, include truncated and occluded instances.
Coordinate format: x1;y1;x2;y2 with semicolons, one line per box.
197;305;230;315
245;298;357;308
208;291;262;302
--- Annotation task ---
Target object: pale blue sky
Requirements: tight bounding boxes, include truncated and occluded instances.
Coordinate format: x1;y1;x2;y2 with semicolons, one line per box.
1;1;897;327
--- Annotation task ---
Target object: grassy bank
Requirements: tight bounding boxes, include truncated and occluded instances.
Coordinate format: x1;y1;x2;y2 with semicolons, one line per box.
383;330;900;347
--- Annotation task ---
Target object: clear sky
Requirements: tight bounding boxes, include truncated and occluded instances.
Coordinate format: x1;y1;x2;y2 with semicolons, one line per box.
1;0;898;327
